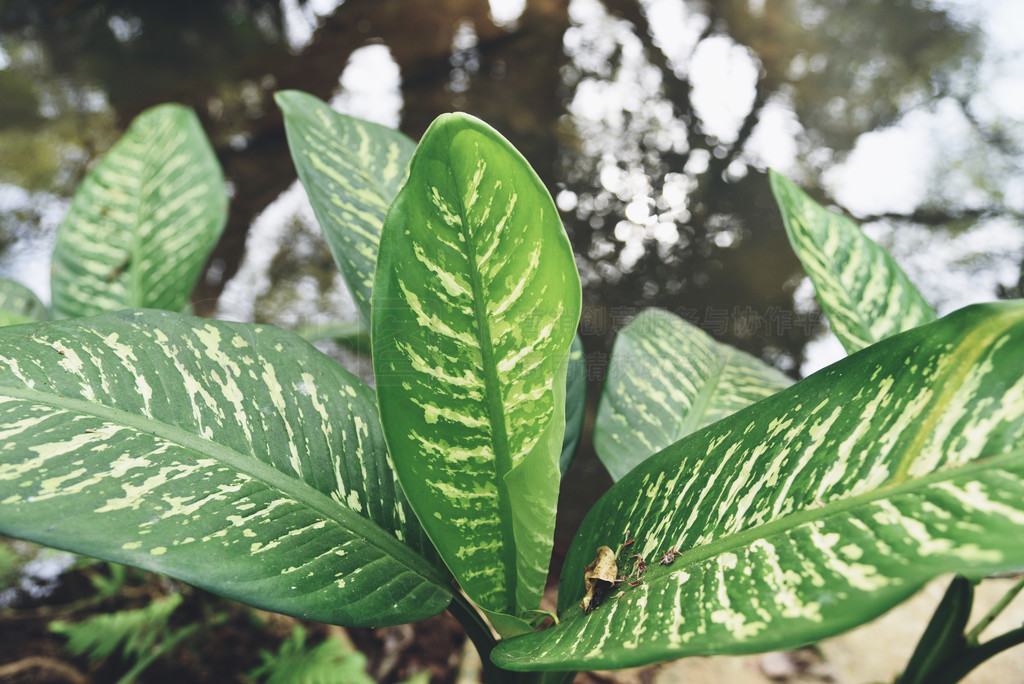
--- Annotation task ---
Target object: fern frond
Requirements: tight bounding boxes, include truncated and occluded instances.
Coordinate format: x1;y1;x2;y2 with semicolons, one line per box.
50;593;182;661
249;625;374;684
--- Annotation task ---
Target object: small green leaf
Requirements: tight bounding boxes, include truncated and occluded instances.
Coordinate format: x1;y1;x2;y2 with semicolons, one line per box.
494;301;1024;671
0;310;450;627
373;113;581;623
0;277;48;326
51;104;228;318
769;170;936;353
595;309;792;481
276;90;416;323
561;335;586;478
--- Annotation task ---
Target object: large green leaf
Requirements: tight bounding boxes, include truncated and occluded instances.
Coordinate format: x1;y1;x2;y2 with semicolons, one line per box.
276;90;416;323
594;308;792;482
50;104;227;318
493;301;1024;670
0;310;451;627
372;113;581;624
769;170;936;353
0;277;48;326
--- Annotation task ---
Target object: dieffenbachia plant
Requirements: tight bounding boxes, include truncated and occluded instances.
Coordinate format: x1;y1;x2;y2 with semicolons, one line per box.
0;310;451;627
494;300;1024;670
276;91;416;324
50;104;227;319
0;104;228;329
594;307;793;482
0;91;1021;683
767;171;936;352
767;171;1024;683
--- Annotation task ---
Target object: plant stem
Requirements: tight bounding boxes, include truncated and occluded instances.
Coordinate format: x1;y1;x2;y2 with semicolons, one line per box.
898;575;973;684
535;670;578;684
965;575;1024;645
931;626;1024;684
446;595;577;684
447;593;508;684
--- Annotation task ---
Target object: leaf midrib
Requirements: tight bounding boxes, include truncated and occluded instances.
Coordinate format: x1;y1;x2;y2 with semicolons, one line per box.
0;382;452;591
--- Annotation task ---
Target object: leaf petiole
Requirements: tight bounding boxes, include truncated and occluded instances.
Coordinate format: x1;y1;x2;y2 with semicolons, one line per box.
965;575;1024;645
522;609;559;627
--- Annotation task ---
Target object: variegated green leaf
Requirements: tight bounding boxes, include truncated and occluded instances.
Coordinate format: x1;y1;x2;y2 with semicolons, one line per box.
769;170;936;353
0;277;48;326
51;105;227;318
594;308;792;482
276;90;416;323
372;113;581;625
493;301;1024;670
561;334;586;478
0;310;451;627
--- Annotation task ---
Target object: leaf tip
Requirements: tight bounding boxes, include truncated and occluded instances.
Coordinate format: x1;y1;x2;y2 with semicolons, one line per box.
767;168;795;195
273;89;308;115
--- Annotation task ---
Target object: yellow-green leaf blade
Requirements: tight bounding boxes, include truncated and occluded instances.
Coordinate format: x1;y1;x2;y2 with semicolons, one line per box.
595;308;792;481
494;301;1024;670
372;113;581;620
0;310;451;627
769;170;936;353
51;104;228;318
276;90;416;323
